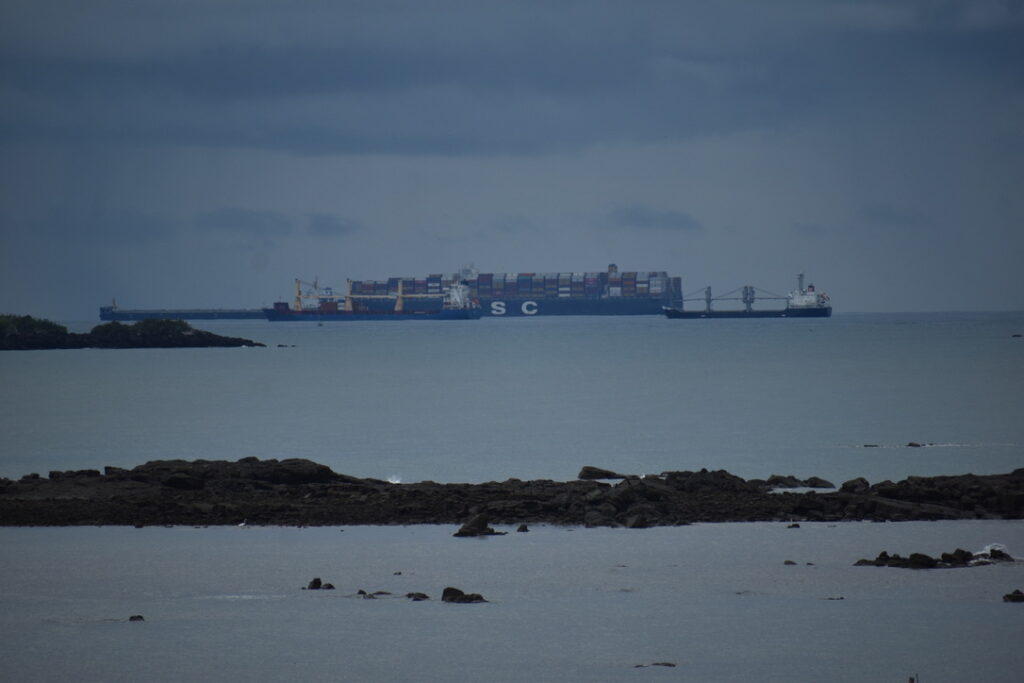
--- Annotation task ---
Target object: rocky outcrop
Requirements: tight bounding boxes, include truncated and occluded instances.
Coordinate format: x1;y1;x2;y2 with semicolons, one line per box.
441;587;487;603
0;315;264;350
1;459;1022;527
453;513;507;537
854;547;1016;569
577;466;629;480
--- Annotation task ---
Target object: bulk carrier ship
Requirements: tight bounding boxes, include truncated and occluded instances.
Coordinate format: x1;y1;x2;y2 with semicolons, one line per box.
662;274;831;319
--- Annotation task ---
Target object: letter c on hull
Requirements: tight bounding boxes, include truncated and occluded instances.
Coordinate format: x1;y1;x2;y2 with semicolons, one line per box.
521;301;538;315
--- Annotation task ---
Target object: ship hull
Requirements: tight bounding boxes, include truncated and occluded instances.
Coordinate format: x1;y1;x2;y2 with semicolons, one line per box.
479;296;667;316
663;306;832;319
262;308;482;321
100;307;264;321
320;295;672;317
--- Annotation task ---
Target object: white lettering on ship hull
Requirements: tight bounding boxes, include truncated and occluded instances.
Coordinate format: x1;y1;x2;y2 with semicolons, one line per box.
488;301;539;315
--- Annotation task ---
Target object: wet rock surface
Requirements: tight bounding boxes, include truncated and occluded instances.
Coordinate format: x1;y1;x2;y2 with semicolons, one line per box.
854;547;1016;569
441;587;487;603
1;459;1022;527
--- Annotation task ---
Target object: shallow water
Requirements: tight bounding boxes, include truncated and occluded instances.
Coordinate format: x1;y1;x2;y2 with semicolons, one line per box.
2;522;1023;682
3;312;1023;680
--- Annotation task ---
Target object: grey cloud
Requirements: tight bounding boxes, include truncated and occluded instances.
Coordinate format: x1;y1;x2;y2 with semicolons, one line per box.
5;3;1018;157
307;213;358;237
195;208;291;237
607;204;703;232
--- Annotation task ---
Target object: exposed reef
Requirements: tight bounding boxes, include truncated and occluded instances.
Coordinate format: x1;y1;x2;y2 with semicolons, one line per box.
1;459;1022;527
0;315;263;350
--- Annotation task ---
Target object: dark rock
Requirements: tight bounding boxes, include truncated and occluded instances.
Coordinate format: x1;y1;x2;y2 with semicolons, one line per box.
163;473;205;490
984;547;1014;562
939;549;975;567
856;547;1015;569
583;508;616;528
406;592;430;601
577;466;625;480
767;474;803;488
907;553;937;569
784;560;797;565
3;458;1022;528
803;477;835;489
453;513;506;537
128;615;145;622
516;524;529;532
321;583;335;590
623;513;649;529
906;442;923;448
1003;589;1024;603
441;586;487;603
0;315;265;350
307;578;322;590
840;477;870;494
787;523;800;528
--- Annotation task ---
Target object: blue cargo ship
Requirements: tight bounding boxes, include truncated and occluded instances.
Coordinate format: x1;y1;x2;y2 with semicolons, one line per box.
263;279;481;321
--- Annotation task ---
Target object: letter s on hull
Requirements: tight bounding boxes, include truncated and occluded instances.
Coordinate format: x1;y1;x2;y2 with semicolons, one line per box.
522;301;538;315
490;301;506;315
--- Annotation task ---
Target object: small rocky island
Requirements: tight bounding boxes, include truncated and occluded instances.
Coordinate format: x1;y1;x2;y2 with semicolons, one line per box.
0;315;263;350
1;458;1021;527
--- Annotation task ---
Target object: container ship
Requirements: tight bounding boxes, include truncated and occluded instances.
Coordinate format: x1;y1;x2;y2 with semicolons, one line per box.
339;264;683;317
662;274;831;319
263;279;482;321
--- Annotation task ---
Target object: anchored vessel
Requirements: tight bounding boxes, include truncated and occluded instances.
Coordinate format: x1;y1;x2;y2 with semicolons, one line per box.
100;301;264;321
343;264;683;317
662;274;831;319
263;279;482;321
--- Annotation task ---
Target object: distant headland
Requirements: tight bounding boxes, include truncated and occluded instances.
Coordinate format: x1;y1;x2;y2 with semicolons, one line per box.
0;315;264;350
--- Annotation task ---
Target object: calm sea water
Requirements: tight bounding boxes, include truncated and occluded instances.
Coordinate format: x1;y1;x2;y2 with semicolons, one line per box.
2;312;1022;484
1;522;1023;682
2;312;1023;681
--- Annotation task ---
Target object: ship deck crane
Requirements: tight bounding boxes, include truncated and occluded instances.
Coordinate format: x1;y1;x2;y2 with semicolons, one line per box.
683;285;788;313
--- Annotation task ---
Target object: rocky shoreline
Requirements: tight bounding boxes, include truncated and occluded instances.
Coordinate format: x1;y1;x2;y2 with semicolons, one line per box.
2;458;1022;527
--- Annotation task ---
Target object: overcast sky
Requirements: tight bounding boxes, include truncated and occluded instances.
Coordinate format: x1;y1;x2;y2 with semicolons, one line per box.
1;0;1022;319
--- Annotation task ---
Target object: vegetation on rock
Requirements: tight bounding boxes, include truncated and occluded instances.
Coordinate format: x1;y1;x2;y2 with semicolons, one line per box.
0;314;264;350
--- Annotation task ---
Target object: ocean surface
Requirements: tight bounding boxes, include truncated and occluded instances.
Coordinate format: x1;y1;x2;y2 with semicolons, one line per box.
2;312;1023;681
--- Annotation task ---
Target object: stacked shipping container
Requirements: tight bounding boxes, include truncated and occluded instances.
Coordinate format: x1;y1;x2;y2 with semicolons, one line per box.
345;265;683;315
